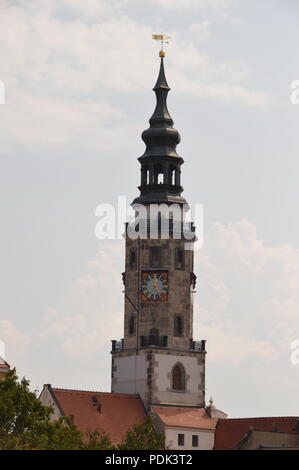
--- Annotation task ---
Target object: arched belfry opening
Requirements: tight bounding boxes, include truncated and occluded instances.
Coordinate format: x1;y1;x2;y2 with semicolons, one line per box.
172;363;186;392
141;166;150;185
154;164;164;185
169;164;176;186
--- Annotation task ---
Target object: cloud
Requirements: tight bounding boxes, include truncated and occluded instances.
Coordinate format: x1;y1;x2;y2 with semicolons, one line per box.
63;0;128;20
167;42;269;107
152;0;235;15
38;219;299;373
39;242;124;361
189;21;212;42
0;2;154;150
198;324;278;366
193;220;299;366
3;92;126;149
0;320;31;365
174;76;269;107
0;0;269;152
4;217;298;411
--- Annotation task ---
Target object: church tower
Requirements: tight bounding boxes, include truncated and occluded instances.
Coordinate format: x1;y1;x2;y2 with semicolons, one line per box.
111;50;206;410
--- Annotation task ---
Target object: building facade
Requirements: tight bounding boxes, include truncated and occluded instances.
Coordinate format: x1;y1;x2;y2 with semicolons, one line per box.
39;385;147;445
0;357;10;380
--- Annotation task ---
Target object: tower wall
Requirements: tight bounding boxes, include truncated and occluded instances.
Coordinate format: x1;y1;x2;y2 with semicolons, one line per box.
124;236;194;350
112;348;205;409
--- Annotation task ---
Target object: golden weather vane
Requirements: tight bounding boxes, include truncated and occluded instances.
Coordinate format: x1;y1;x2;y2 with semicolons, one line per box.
152;34;171;58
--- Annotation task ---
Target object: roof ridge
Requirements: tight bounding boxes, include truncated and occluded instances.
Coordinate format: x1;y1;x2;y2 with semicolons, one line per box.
0;356;10;367
152;404;206;410
51;387;140;397
260;445;299;449
220;416;299;422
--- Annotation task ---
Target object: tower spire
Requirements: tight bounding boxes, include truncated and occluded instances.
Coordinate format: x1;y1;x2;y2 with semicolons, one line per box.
111;40;206;416
132;44;186;206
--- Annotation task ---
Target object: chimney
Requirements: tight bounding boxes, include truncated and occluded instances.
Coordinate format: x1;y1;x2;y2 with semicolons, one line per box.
207;396;217;418
91;396;101;413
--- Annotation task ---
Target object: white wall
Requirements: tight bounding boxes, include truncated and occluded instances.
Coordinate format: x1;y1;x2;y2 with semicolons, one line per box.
113;351;204;407
113;354;147;401
39;386;62;421
166;427;215;450
153;353;204;406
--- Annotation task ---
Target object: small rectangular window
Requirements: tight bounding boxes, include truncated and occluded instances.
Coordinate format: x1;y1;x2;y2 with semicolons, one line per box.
150;246;162;267
178;434;184;446
175;248;184;270
129;249;136;270
192;435;199;447
128;315;135;335
174;316;183;337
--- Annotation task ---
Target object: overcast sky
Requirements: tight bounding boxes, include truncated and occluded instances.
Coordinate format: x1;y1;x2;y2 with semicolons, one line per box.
1;0;299;418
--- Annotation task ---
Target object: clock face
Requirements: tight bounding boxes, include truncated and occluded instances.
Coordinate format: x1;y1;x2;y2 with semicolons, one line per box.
141;271;169;302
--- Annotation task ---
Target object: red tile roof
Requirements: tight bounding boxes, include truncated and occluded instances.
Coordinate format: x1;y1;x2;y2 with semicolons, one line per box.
259;446;299;450
51;388;147;444
0;357;10;370
152;405;217;430
215;417;299;450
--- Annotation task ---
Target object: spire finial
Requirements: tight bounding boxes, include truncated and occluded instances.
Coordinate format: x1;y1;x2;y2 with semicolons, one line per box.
152;34;171;58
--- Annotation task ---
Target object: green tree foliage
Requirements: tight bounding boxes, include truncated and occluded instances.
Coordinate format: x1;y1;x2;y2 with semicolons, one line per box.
0;369;111;450
117;418;165;450
0;369;164;450
83;430;114;450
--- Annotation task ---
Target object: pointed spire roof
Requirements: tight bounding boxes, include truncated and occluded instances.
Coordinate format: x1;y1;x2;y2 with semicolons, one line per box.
140;57;181;159
149;58;173;128
153;58;170;90
132;53;187;207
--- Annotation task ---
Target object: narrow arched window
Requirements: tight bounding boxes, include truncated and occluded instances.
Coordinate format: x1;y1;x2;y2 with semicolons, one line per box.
129;249;136;269
154;164;164;185
172;364;185;391
150;246;161;267
174;316;183;337
175;248;184;270
128;315;136;335
141;167;149;186
169;165;176;185
175;167;180;186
